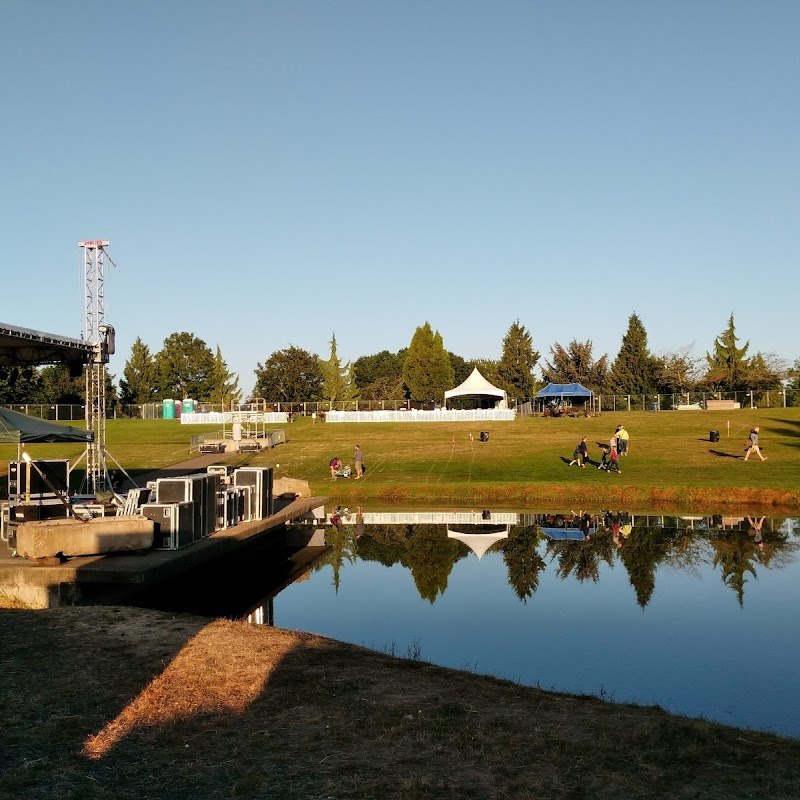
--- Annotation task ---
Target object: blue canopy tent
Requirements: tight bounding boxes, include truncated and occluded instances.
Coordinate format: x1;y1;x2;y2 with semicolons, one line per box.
535;383;594;413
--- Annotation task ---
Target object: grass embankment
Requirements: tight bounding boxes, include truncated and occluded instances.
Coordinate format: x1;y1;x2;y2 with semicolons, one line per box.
2;606;799;799
1;409;798;509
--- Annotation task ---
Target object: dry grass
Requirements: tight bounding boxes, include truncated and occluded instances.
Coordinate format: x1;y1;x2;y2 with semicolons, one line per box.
1;606;799;799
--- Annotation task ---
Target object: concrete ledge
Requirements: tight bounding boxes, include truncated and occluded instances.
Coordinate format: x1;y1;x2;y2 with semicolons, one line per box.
273;477;311;498
16;517;155;560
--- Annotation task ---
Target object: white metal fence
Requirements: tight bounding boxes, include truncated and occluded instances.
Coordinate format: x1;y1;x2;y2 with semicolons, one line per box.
4;387;799;423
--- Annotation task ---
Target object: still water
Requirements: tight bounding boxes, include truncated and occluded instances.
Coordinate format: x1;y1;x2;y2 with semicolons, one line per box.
138;509;800;739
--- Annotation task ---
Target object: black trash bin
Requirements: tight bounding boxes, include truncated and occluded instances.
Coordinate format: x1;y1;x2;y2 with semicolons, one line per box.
710;430;720;443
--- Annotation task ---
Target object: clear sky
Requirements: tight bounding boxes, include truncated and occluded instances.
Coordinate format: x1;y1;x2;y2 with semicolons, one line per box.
2;1;797;395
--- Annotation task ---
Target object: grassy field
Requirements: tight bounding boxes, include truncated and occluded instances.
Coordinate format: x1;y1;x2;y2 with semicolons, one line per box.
3;415;800;798
2;408;798;509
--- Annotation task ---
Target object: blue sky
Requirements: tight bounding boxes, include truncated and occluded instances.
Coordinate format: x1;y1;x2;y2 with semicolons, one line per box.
2;1;797;395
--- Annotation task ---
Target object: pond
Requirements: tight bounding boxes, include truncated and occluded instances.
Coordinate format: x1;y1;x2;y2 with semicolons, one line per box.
133;509;800;739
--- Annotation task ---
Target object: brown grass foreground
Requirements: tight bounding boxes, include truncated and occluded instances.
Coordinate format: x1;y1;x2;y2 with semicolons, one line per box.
1;606;798;799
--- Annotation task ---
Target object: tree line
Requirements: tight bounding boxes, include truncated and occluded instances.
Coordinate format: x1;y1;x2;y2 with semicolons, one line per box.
0;313;796;406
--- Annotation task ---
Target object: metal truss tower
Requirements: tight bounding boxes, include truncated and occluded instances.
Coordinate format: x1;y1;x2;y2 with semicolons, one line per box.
79;240;113;495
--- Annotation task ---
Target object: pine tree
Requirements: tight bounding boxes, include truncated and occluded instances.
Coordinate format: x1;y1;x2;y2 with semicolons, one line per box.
704;314;750;391
320;333;355;402
497;320;540;401
610;312;658;394
402;323;454;402
209;345;241;408
119;337;157;405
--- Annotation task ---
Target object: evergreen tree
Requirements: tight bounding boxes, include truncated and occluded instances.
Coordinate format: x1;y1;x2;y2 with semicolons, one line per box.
154;332;216;401
501;525;546;602
541;339;609;392
402;322;454;402
610;312;658;394
209;345;241;408
320;333;355;402
119;337;157;405
704;314;750;391
497;320;540;401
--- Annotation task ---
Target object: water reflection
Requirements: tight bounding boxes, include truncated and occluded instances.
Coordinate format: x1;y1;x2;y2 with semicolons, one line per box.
315;509;799;609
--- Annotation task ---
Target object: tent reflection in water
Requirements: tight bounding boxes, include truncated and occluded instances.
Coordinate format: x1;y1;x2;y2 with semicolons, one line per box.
444;368;508;409
447;525;510;559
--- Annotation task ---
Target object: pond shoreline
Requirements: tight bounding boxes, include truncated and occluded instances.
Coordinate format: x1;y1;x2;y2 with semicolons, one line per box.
1;606;799;798
323;481;800;511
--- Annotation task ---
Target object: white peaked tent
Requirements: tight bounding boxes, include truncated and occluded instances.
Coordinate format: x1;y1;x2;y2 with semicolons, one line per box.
447;526;510;559
444;368;508;409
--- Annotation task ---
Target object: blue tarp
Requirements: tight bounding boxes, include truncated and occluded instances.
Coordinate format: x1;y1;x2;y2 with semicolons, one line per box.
542;527;595;540
536;383;594;399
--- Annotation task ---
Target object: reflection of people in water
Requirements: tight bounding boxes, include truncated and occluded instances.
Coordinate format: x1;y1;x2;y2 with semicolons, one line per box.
355;506;365;539
748;516;765;549
572;510;593;539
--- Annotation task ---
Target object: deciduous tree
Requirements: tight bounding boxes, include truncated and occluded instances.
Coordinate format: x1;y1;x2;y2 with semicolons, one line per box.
541;339;609;393
154;332;215;401
253;345;323;402
0;367;41;403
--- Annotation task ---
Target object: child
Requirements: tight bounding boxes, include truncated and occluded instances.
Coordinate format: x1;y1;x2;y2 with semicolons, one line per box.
569;437;588;468
606;446;622;474
598;446;610;471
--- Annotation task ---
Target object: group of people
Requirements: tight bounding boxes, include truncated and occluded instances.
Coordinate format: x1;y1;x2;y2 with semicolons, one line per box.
329;445;365;480
567;424;629;474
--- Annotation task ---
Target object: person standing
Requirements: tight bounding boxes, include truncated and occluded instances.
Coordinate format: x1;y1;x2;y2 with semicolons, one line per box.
353;444;364;478
616;424;629;456
744;426;767;461
569;437;589;468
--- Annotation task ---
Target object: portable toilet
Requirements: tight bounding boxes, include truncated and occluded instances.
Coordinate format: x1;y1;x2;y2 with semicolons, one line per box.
182;398;195;415
163;399;175;419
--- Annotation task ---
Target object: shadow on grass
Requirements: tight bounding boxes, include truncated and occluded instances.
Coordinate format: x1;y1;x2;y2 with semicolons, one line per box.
709;449;742;459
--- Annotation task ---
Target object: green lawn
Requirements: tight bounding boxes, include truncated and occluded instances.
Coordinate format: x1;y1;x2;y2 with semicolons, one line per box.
2;409;798;508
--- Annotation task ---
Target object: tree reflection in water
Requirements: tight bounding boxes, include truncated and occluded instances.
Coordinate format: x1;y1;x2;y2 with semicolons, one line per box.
314;513;798;609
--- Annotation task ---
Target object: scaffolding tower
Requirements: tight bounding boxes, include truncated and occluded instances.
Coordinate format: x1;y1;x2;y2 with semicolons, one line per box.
79;240;115;495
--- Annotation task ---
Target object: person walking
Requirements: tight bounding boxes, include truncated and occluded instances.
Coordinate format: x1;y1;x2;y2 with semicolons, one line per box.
616;424;629;456
744;426;767;461
606;445;622;474
569;437;589;468
353;444;365;478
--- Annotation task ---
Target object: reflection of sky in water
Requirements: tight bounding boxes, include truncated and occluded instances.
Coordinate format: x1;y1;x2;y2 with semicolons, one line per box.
276;522;800;739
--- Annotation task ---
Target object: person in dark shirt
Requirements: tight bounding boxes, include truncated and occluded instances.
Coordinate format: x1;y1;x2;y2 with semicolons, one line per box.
744;426;767;461
569;437;589;468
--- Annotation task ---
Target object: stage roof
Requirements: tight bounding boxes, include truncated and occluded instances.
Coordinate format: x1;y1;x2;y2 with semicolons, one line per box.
0;322;93;371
